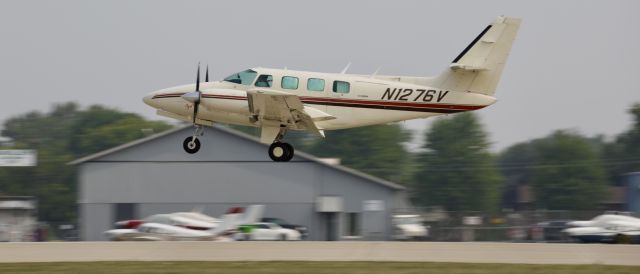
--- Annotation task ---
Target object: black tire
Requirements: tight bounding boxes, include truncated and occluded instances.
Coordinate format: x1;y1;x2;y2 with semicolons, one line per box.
280;234;287;241
282;142;294;162
268;142;292;162
244;233;251;241
183;137;201;154
615;234;631;244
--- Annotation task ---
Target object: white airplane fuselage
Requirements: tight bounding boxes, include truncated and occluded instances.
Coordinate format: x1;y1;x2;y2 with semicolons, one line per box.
142;16;521;161
144;70;496;130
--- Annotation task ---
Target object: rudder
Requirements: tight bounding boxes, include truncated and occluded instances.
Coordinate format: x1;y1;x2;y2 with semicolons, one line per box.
434;16;521;96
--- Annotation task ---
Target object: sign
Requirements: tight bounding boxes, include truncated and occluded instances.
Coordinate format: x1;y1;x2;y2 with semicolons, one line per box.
363;200;385;211
316;196;343;212
0;150;37;166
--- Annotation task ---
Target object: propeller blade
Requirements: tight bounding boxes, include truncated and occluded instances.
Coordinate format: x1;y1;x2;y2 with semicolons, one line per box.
191;62;202;124
196;62;201;91
206;65;209;82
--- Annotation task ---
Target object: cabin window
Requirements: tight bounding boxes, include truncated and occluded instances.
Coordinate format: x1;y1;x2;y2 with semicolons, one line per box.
333;81;350;93
223;69;257;85
307;78;325;92
254;74;273;88
281;76;299;90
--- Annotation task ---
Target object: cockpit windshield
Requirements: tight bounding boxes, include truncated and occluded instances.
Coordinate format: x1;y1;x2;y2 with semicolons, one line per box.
223;69;257;85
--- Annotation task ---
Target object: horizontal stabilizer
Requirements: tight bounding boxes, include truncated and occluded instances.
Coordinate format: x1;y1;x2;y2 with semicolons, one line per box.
449;63;488;71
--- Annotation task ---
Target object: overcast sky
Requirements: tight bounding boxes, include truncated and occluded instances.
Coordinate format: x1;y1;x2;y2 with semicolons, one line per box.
1;0;638;151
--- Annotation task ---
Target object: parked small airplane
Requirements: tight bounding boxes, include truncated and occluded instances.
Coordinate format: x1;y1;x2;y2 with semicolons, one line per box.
105;215;232;241
144;16;521;161
114;206;254;230
105;205;264;241
563;213;640;244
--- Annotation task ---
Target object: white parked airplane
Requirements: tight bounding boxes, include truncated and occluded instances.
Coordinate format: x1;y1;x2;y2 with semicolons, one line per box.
105;205;265;241
105;216;232;241
144;16;521;161
563;213;640;244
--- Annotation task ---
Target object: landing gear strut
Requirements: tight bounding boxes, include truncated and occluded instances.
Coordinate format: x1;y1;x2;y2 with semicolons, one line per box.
183;126;204;154
268;142;294;162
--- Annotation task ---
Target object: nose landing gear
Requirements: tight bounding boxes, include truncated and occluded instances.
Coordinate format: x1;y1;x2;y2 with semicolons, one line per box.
183;137;201;154
183;125;204;154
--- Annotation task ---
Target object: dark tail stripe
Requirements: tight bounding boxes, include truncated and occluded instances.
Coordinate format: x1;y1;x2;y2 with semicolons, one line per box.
452;24;493;63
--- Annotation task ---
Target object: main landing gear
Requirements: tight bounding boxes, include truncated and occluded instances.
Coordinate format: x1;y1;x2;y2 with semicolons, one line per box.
267;126;294;162
268;142;294;162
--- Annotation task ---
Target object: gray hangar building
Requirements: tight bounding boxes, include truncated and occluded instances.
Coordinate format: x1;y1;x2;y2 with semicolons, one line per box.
71;126;407;241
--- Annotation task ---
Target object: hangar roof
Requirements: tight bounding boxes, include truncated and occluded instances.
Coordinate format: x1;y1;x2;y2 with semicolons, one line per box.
69;125;405;190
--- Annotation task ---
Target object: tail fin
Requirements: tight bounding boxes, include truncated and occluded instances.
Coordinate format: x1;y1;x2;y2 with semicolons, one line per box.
434;16;521;96
209;213;238;236
240;205;265;224
209;205;265;237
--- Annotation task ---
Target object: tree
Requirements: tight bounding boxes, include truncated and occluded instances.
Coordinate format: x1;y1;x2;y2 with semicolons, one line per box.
305;124;413;184
527;130;607;210
0;103;172;224
603;103;640;184
412;113;502;212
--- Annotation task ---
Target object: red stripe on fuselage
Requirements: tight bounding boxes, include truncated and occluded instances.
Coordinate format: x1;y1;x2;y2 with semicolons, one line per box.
152;93;485;112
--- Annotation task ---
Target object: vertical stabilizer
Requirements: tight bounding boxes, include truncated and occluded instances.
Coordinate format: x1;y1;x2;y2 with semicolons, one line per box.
241;205;265;224
435;16;521;96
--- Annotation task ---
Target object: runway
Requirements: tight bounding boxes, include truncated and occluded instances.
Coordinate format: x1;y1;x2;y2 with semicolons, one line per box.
1;242;639;265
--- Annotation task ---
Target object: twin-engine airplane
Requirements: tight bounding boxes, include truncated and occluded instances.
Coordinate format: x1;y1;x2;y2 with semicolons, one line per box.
144;16;521;161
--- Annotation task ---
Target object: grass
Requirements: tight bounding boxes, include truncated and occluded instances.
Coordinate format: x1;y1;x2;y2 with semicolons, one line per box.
0;261;639;274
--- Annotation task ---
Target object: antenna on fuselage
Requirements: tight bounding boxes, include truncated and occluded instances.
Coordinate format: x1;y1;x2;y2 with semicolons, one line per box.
340;62;351;74
370;67;381;78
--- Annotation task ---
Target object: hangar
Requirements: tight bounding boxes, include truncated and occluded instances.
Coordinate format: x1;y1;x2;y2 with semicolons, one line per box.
71;126;407;241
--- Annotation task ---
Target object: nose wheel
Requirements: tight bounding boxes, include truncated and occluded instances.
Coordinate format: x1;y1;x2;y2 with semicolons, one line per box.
268;142;294;162
183;137;201;154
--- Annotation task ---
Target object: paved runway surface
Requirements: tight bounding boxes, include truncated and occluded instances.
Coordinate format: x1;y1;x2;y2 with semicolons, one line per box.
0;242;638;265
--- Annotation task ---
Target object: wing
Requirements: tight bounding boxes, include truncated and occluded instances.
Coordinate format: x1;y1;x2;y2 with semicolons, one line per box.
246;88;334;143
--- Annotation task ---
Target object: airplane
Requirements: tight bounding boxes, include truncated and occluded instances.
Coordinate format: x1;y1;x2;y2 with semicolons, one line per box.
105;205;264;241
143;16;521;162
563;213;640;244
114;207;249;230
105;215;231;241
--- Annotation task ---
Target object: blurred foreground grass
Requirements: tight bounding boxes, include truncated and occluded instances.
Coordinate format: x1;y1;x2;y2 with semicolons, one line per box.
0;261;639;274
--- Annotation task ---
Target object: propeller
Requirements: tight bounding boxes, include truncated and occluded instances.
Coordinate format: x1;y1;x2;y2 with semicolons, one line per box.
181;63;203;124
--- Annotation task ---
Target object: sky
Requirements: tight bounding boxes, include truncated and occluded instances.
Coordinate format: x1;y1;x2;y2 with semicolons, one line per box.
0;0;638;151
